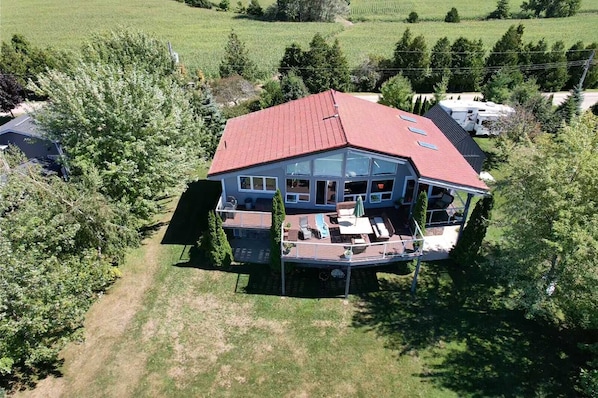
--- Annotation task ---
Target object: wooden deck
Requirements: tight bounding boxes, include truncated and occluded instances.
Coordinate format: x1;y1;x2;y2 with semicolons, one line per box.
219;207;425;266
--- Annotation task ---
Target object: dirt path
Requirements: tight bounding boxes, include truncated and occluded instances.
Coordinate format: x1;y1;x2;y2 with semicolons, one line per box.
16;217;170;398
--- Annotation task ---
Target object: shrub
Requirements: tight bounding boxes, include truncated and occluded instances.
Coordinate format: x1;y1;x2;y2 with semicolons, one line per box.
218;0;230;11
407;11;419;23
247;0;263;16
186;0;212;8
445;7;460;22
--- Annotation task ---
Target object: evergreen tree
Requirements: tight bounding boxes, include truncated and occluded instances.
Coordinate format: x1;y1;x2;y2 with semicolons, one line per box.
281;71;308;102
521;0;581;17
247;0;264;16
413;95;422;115
189;84;226;158
430;37;452;89
488;0;510;19
279;43;304;76
302;33;332;93
449;37;486;92
482;68;523;103
566;42;598;89
378;74;414;112
269;190;285;272
486;25;525;78
412;191;428;237
201;210;233;267
328;39;351;91
540;41;568;91
450;195;494;266
555;85;583;126
219;30;257;80
259;80;284;109
393;29;429;91
445;7;460;22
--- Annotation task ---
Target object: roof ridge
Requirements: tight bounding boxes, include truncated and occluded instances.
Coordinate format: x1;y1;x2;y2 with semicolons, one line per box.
330;90;349;145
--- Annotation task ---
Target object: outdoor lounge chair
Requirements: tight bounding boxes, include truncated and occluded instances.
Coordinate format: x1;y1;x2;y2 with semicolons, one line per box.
299;216;312;240
223;196;238;219
430;192;454;210
314;213;330;239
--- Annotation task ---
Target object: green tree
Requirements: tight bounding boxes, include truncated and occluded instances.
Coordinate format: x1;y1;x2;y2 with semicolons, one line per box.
509;79;559;133
429;37;452;90
565;42;598;89
219;30;257;80
449;37;486;92
444;7;460;22
258;80;284;109
555;85;583;125
0;72;24;116
450;195;494;266
301;33;333;93
270;189;285;272
351;55;384;92
281;71;308;102
482;68;523;103
328;39;351;91
521;0;581;17
189;84;226;158
200;210;233;266
279;43;304;76
378;74;414;112
497;113;598;329
488;0;510;18
33;39;205;226
412;191;428;237
540;41;568;92
486;25;525;77
247;0;264;16
393;29;429;91
275;0;348;22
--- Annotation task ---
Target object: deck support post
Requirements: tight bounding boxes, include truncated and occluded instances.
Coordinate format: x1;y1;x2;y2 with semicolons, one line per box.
457;193;473;242
344;265;352;298
281;260;286;296
410;256;422;295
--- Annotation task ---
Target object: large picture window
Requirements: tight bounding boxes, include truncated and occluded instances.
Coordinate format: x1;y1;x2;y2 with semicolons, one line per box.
345;152;370;177
286;178;310;203
313;154;343;177
372;158;397;175
239;176;277;192
286;160;311;176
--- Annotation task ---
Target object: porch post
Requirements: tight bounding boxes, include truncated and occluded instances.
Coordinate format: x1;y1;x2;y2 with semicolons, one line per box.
281;260;286;296
410;256;422;295
457;193;474;242
344;265;352;298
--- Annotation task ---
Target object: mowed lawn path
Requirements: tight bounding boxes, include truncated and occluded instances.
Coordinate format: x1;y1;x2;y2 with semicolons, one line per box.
16;204;450;398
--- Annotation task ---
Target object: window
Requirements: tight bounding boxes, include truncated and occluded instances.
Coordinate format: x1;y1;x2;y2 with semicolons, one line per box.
313;154;343;177
286;179;310;203
344;180;367;202
345;152;370;177
238;176;277;192
372;159;397;175
370;179;394;203
403;178;416;204
286;160;311;176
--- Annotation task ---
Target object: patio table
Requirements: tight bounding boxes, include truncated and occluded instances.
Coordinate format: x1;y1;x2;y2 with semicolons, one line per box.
337;216;373;235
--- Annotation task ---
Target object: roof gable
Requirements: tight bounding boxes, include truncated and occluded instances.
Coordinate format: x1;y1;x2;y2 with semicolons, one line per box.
209;91;488;192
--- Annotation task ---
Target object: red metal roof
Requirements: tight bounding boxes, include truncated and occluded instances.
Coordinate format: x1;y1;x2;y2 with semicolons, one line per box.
209;90;488;192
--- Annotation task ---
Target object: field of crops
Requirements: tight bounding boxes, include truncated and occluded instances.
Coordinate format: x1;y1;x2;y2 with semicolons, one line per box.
1;0;597;77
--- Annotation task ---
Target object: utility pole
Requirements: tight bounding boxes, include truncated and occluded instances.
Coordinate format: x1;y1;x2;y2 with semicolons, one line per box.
578;50;595;88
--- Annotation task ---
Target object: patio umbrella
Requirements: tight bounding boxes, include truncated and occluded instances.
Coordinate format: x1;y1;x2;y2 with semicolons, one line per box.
353;196;365;219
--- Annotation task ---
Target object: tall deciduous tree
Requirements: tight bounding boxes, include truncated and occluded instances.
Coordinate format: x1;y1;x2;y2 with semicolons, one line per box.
497;113;598;330
378;74;414;112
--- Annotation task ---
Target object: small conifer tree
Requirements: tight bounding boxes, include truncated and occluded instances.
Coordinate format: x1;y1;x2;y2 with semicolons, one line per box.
412;191;428;237
450;195;494;266
200;210;233;266
269;190;286;272
445;7;460;22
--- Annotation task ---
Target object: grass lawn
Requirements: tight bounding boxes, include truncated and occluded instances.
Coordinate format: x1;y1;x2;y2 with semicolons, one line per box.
1;0;597;76
19;184;582;397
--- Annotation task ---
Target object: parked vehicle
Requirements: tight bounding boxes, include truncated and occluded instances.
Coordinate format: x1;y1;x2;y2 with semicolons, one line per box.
438;99;514;136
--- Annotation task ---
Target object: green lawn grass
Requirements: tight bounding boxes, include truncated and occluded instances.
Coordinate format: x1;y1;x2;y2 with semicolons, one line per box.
1;0;597;77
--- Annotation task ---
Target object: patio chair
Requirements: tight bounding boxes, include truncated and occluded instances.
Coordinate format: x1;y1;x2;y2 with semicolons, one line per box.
299;216;312;240
314;213;330;239
223;196;238;220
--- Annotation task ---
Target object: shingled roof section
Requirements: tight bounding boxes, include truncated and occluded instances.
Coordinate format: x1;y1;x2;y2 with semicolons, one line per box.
424;104;487;174
209;90;488;192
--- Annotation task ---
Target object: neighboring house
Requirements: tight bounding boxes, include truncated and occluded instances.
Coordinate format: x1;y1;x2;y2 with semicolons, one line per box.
424;104;487;174
207;90;489;282
0;114;68;178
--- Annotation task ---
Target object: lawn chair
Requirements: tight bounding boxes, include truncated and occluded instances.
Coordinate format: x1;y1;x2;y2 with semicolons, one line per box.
315;213;330;239
299;216;312;240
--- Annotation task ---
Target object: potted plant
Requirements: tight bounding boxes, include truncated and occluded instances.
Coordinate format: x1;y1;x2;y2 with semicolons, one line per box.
283;242;295;254
452;211;464;222
394;197;404;209
283;222;291;231
344;248;353;259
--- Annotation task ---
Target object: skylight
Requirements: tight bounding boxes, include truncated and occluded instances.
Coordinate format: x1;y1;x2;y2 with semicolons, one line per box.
399;114;417;123
408;126;427;136
418;141;438;150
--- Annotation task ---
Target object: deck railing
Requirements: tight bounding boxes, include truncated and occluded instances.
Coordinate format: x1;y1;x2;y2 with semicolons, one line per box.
216;209;272;229
426;192;466;227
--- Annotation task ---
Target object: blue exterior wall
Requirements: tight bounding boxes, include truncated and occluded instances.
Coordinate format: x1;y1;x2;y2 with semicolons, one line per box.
210;147;419;211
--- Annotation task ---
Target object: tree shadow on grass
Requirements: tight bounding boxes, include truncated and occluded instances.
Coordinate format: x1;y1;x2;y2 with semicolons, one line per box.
352;262;582;397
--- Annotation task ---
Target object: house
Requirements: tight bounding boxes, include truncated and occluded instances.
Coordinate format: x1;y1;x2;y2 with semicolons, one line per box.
207;90;489;294
0;114;68;178
424;104;487;174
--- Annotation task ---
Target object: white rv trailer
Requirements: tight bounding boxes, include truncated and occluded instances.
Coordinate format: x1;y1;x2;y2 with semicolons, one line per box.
438;99;514;136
